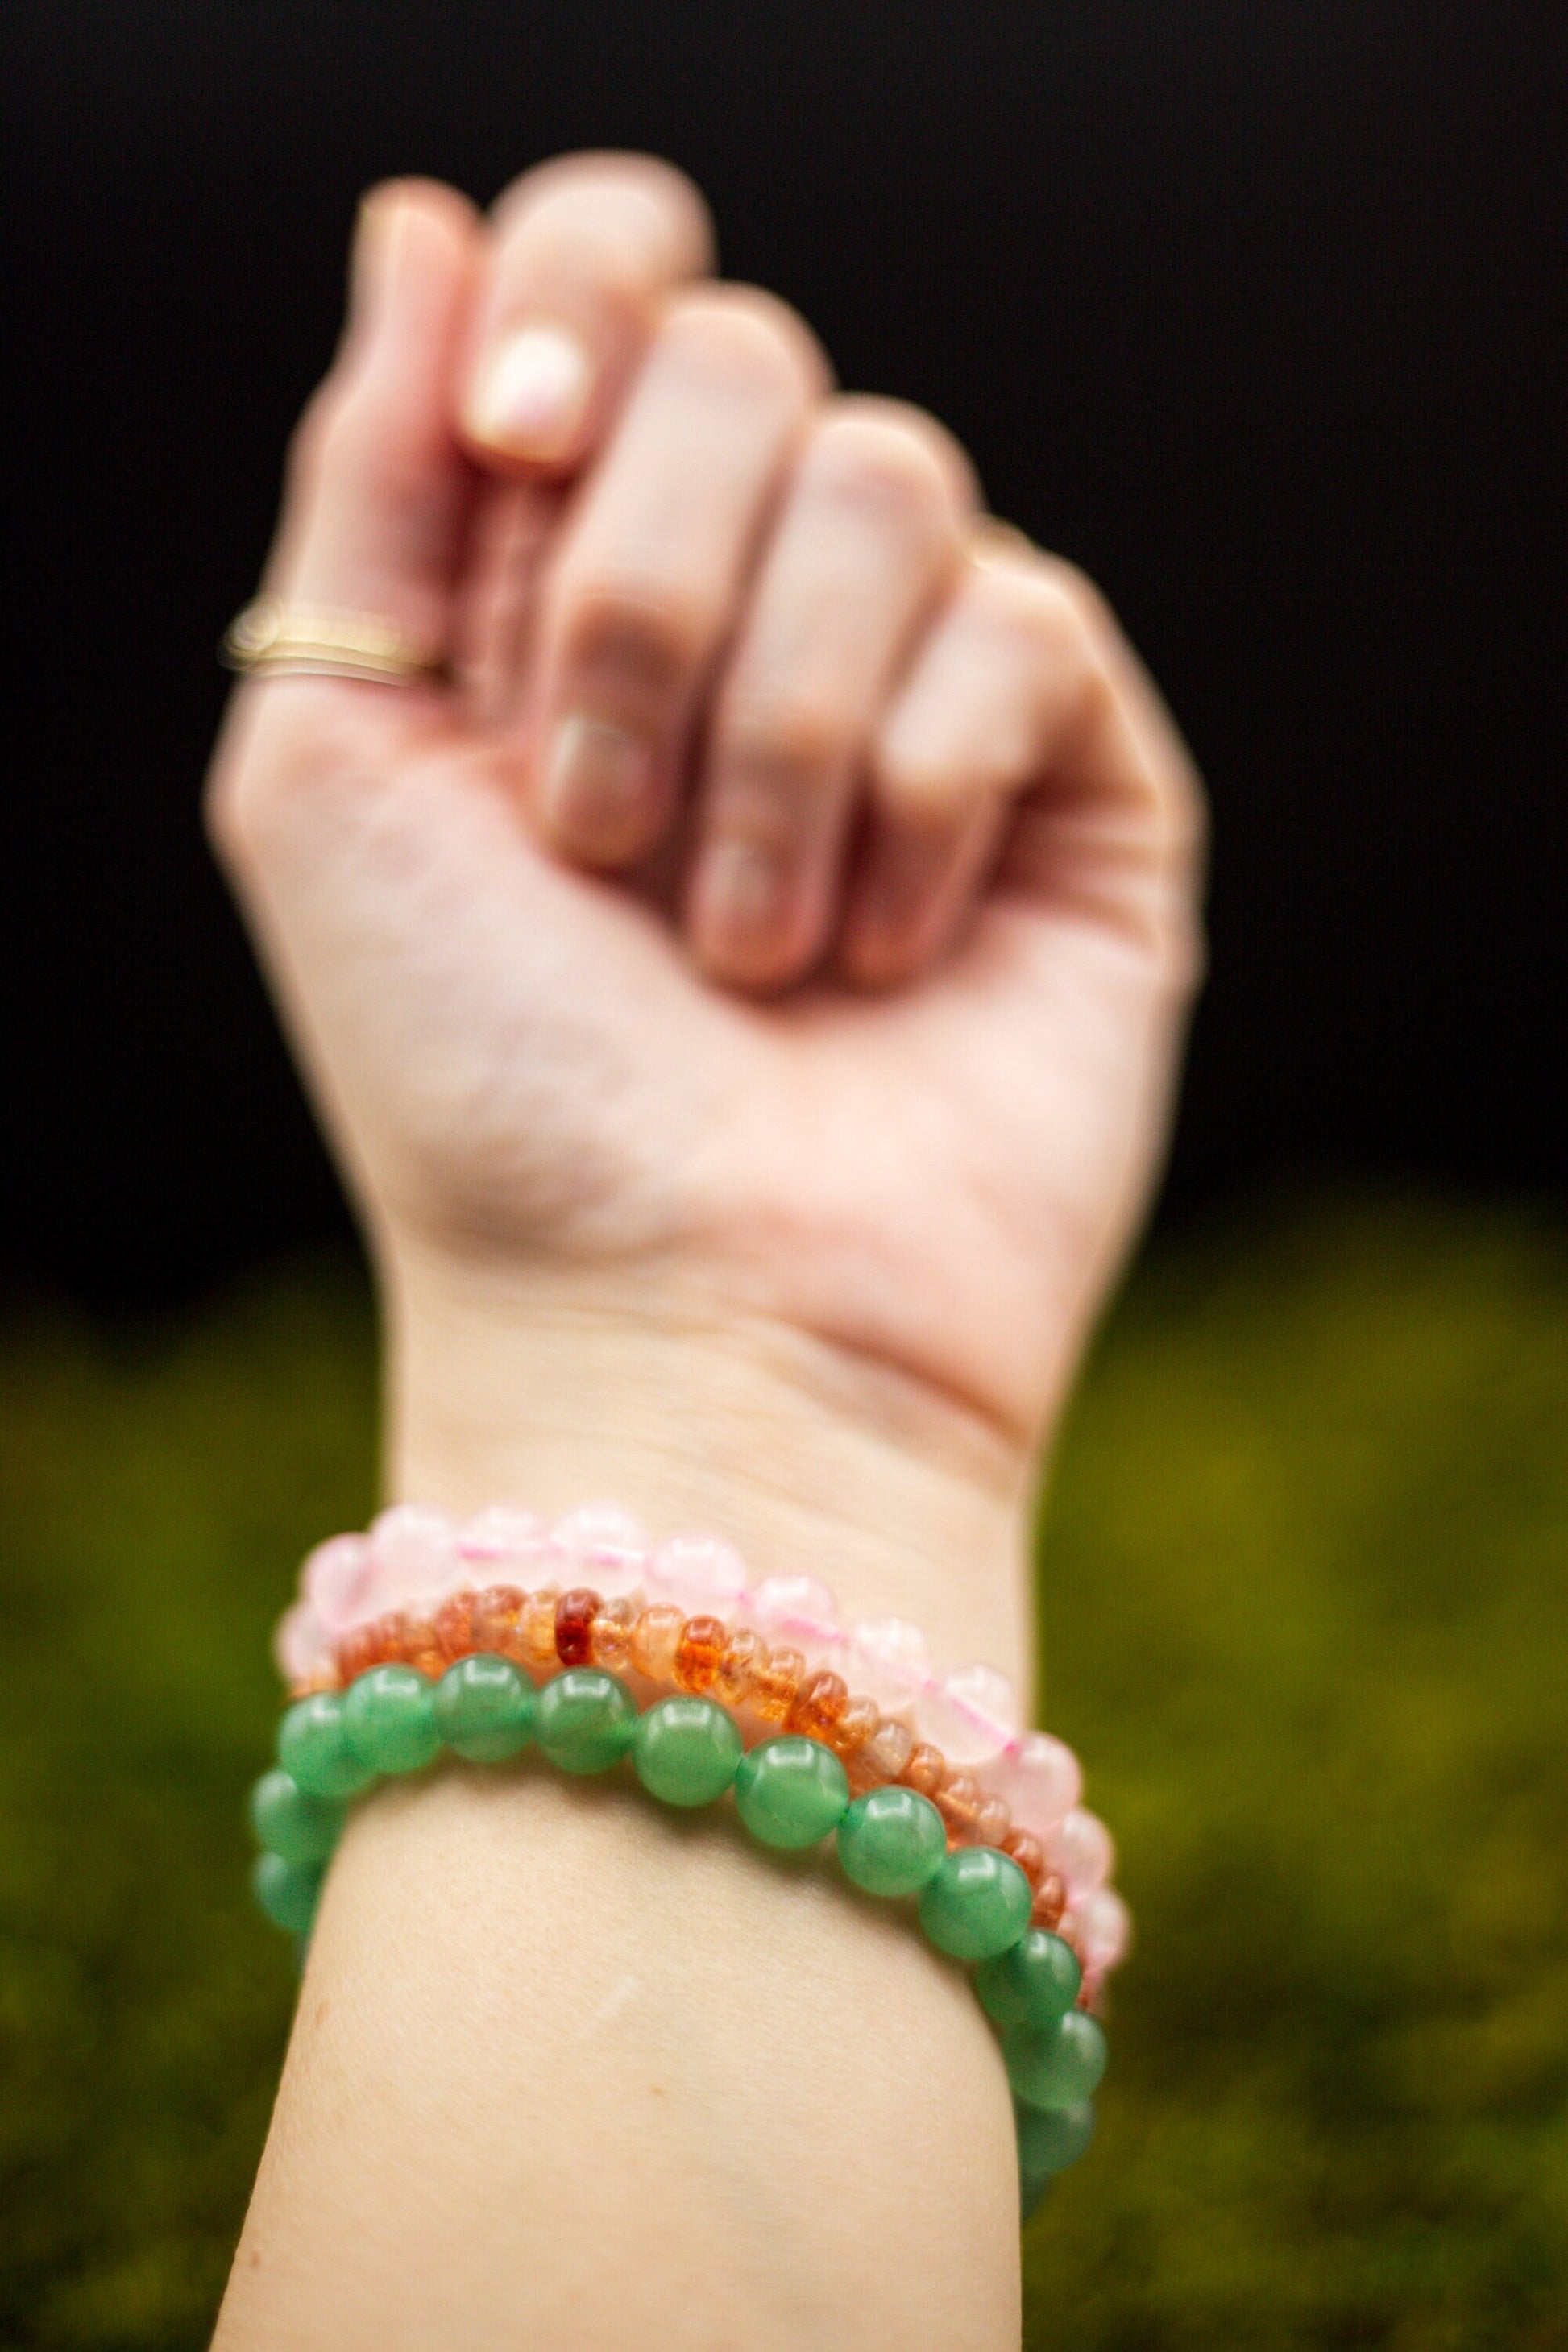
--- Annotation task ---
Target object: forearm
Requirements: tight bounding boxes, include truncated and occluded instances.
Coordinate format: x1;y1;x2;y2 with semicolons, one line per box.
214;1255;1041;2350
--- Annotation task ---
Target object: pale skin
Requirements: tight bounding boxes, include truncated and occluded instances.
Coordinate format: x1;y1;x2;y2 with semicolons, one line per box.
206;153;1204;2349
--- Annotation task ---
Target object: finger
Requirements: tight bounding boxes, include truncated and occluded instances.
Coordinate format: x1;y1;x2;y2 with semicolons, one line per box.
842;539;1204;986
687;399;973;989
459;152;714;473
529;286;826;865
263;179;480;662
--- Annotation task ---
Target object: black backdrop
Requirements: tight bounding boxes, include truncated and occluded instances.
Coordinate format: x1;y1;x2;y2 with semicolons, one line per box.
2;1;1562;1305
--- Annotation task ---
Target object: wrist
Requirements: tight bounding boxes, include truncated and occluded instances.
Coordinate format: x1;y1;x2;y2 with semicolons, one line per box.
382;1238;1042;1695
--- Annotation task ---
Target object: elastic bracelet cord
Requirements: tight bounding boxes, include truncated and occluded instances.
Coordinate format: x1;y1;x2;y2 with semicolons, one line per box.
252;1507;1129;2219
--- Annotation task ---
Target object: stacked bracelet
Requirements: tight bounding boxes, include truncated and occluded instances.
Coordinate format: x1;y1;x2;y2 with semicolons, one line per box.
253;1504;1130;2218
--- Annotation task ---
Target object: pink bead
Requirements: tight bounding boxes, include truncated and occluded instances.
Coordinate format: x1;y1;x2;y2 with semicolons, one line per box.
844;1616;930;1718
648;1532;748;1616
1047;1807;1114;1900
915;1664;1018;1768
551;1504;647;1599
752;1574;840;1661
301;1533;372;1632
1064;1888;1131;1973
456;1504;543;1567
273;1600;331;1684
365;1504;460;1611
991;1732;1082;1836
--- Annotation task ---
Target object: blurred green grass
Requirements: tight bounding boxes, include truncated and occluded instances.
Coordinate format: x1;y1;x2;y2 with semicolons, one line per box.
1;1198;1565;2349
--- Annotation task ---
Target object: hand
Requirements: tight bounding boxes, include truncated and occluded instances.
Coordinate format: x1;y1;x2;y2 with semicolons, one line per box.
207;156;1203;1664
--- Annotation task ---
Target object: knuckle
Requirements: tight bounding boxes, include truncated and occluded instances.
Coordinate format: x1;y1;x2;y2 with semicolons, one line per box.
806;398;975;524
557;569;716;701
717;687;852;786
657;284;830;404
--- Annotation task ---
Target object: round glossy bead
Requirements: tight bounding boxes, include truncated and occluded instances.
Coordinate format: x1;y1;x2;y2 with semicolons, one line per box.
917;1846;1034;1960
518;1587;563;1671
433;1654;536;1761
342;1665;442;1776
432;1589;477;1662
836;1785;948;1896
301;1533;373;1632
734;1736;850;1848
844;1616;929;1717
470;1583;526;1653
534;1669;639;1773
633;1696;744;1807
555;1587;601;1667
1065;1887;1132;1973
1047;1808;1114;1900
711;1625;765;1708
366;1504;459;1609
915;1664;1018;1769
277;1690;376;1798
649;1532;747;1616
553;1504;647;1599
1002;1827;1047;1889
973;1929;1083;2031
273;1599;332;1687
933;1771;982;1842
251;1851;323;1937
631;1602;685;1682
993;1732;1081;1838
975;1793;1013;1848
828;1693;880;1760
900;1741;946;1800
589;1595;639;1674
454;1504;542;1574
788;1669;849;1744
1004;2009;1109;2110
249;1769;346;1865
752;1574;840;1660
674;1614;727;1695
1017;2099;1096;2216
848;1716;915;1793
747;1645;807;1724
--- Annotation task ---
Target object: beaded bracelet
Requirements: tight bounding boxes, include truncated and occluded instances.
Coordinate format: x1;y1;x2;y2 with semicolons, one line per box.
252;1504;1130;2218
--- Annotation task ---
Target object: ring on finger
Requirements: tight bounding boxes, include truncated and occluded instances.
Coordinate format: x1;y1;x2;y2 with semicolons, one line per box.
220;598;447;687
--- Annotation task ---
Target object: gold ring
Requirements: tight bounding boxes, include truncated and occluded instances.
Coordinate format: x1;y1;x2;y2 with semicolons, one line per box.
220;598;446;686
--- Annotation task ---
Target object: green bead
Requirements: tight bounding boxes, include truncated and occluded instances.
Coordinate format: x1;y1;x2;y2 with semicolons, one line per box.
342;1665;442;1775
433;1654;537;1762
277;1690;376;1798
633;1696;743;1807
251;1850;322;1937
836;1785;947;1896
733;1736;849;1849
1004;2009;1109;2109
1016;2097;1096;2179
248;1768;346;1865
917;1846;1034;1960
974;1928;1082;2031
534;1670;639;1773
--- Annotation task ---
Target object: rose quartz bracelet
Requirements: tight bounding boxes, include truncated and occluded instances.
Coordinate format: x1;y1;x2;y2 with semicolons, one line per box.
254;1502;1130;2215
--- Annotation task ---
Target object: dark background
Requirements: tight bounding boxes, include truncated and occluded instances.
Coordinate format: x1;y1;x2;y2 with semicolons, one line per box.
2;0;1562;1309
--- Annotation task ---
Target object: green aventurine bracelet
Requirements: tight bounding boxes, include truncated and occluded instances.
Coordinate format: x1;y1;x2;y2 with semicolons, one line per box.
251;1653;1107;2220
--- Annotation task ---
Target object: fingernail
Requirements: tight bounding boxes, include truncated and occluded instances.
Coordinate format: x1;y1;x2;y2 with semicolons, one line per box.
541;714;655;855
464;323;594;461
695;840;787;952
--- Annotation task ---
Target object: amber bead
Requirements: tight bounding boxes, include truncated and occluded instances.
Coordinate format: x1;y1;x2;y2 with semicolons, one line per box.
590;1595;639;1673
788;1669;849;1744
336;1620;385;1684
555;1588;601;1666
632;1602;685;1682
848;1715;914;1794
1031;1871;1068;1931
900;1741;947;1800
935;1772;983;1843
471;1584;525;1652
1003;1827;1047;1889
518;1587;562;1671
674;1614;728;1695
711;1625;765;1709
828;1693;881;1761
433;1590;478;1663
749;1645;807;1724
975;1793;1014;1849
401;1618;447;1679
